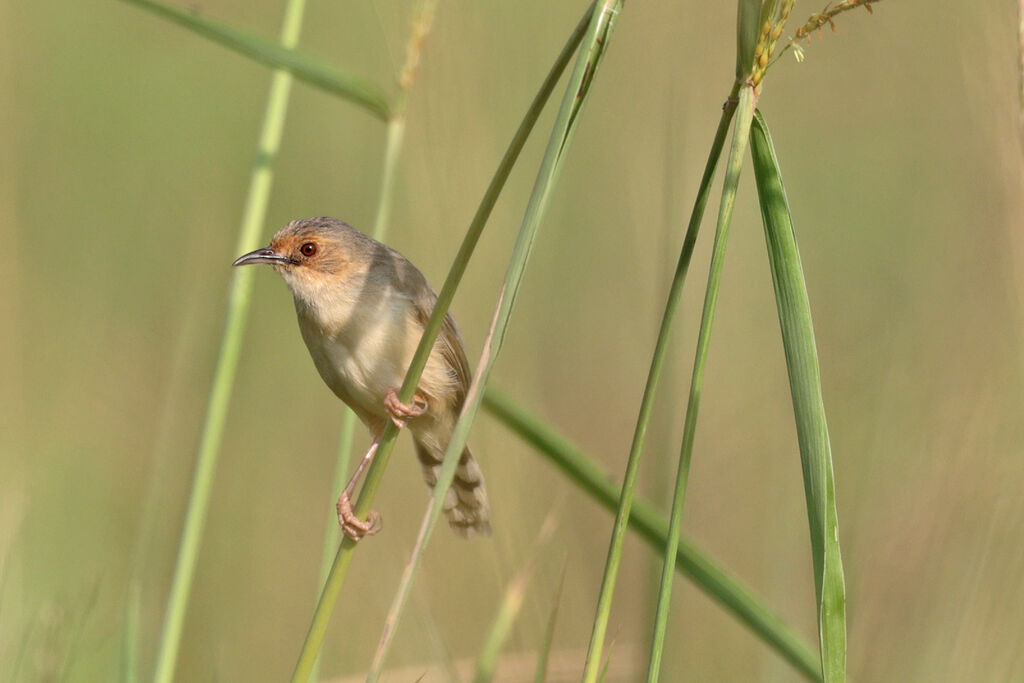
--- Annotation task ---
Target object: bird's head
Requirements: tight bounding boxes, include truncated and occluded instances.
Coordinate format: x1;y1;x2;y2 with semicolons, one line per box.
233;217;369;303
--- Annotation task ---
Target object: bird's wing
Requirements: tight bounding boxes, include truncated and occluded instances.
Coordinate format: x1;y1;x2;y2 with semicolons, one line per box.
379;243;472;409
411;287;472;410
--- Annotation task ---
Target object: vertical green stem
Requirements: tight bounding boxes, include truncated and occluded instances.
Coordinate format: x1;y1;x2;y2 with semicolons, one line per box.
308;4;430;678
584;80;755;683
287;7;598;681
364;3;622;678
640;87;739;682
309;107;404;683
150;2;307;681
371;115;406;242
120;581;141;683
308;409;355;682
644;84;756;682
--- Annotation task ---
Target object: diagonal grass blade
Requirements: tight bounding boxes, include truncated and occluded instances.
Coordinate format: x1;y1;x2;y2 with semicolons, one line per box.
483;386;822;681
115;0;390;119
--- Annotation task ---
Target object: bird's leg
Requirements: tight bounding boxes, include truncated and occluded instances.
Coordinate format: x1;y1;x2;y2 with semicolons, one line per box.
335;389;428;541
336;434;383;541
384;388;428;429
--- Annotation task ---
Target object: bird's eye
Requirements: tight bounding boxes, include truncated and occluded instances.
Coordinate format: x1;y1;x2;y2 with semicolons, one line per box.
300;242;317;257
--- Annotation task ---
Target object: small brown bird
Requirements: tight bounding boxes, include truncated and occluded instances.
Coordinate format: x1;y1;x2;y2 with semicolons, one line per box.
234;217;490;541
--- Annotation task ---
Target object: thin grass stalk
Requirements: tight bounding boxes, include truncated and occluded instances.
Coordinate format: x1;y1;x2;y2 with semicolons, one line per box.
1019;0;1024;112
288;7;596;681
569;78;738;683
644;83;756;680
639;97;738;682
471;563;533;683
533;559;567;683
309;8;426;675
59;583;101;683
586;80;757;683
482;387;821;681
309;409;355;682
472;515;556;683
750;110;846;681
116;0;390;120
415;590;461;683
150;2;308;681
365;4;623;678
120;581;141;683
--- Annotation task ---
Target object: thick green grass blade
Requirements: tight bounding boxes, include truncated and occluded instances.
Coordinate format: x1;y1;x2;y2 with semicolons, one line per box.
750;110;847;681
365;3;624;679
288;6;597;681
483;387;822;681
115;0;390;120
150;1;309;682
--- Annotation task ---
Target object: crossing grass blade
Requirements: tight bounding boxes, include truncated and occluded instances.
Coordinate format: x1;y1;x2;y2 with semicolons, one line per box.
482;387;822;681
288;6;597;680
750;110;847;681
115;0;390;120
364;3;624;678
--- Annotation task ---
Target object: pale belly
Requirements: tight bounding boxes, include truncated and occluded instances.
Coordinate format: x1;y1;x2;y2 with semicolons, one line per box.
292;290;460;434
297;304;416;425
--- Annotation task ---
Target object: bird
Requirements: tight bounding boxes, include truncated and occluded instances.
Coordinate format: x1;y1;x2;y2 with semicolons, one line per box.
234;217;491;541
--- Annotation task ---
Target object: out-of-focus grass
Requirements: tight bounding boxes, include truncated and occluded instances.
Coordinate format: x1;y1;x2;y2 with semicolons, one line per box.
2;2;1023;681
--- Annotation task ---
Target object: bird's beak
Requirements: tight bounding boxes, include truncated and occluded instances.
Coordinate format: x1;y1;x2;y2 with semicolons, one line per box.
232;247;295;267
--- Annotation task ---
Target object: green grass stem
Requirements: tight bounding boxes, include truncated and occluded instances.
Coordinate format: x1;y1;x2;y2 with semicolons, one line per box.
309;409;356;682
120;581;141;683
310;6;425;672
644;84;756;681
563;74;737;682
287;6;596;681
116;0;390;120
643;85;741;679
482;387;822;681
751;110;847;681
364;3;622;678
150;2;308;681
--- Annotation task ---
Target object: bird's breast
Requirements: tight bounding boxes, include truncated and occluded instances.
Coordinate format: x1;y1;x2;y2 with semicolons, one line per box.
294;289;420;421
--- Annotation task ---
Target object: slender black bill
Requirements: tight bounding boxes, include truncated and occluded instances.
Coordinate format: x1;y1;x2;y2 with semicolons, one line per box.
232;247;296;267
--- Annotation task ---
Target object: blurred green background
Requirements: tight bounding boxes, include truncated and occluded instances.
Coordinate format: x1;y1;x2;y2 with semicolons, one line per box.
2;1;1022;680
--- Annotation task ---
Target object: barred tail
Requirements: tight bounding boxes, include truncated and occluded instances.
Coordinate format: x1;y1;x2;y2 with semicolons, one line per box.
414;440;491;538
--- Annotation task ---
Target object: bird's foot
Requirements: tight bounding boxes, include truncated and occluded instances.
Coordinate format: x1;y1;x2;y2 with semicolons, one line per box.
384;388;428;429
336;492;381;542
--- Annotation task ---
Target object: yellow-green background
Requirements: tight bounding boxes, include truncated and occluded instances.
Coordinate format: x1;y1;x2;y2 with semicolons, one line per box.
2;1;1022;680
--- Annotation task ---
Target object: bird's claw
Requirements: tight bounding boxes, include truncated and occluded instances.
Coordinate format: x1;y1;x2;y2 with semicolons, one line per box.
384;388;428;429
337;492;381;542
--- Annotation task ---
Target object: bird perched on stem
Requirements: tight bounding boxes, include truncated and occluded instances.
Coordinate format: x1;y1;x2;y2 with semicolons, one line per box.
234;217;491;541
